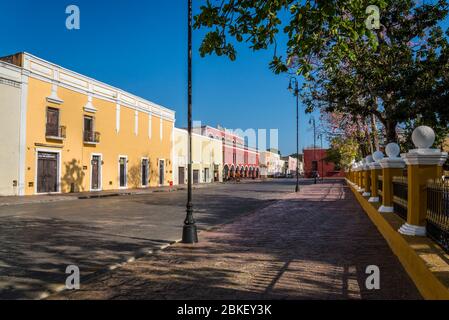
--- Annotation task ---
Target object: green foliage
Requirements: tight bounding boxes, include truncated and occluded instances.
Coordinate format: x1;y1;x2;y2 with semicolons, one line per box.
195;0;449;145
324;137;360;170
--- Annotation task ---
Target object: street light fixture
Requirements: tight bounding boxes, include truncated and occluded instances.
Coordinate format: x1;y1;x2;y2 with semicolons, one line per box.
288;77;300;193
182;0;198;244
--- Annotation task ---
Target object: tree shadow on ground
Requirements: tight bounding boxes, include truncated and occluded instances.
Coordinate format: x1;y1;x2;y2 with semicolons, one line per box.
54;181;422;300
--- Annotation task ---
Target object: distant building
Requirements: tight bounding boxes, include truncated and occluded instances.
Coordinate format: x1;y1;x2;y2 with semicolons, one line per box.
303;148;344;178
281;156;304;176
197;126;260;180
173;128;223;185
260;151;283;178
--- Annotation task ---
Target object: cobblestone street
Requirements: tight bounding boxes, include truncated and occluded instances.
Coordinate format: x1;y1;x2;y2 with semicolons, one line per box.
53;180;421;300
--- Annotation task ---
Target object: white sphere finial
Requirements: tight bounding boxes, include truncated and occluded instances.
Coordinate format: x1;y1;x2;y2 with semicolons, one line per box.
412;126;435;149
373;151;384;162
385;143;400;158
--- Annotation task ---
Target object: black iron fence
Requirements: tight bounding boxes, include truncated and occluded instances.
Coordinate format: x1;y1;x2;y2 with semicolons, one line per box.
392;176;408;220
378;175;383;203
427;180;449;253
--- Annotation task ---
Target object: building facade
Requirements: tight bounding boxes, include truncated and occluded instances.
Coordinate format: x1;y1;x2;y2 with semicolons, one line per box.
280;156;303;176
199;126;260;180
0;53;175;195
259;151;283;178
0;61;24;195
173;128;223;185
303;148;344;178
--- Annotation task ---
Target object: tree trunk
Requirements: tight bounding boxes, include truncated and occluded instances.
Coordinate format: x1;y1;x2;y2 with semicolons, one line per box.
363;118;374;154
385;120;398;144
371;114;380;151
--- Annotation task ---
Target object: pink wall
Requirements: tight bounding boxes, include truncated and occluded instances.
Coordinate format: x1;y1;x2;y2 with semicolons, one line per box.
303;149;344;178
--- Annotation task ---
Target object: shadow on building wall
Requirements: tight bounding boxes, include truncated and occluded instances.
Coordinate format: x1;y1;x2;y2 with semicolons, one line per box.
61;159;85;193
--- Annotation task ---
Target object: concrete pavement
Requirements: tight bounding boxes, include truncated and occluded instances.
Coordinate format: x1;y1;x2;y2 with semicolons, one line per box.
52;180;421;300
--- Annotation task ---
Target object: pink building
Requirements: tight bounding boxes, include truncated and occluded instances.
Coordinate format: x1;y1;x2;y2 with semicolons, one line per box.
199;126;260;180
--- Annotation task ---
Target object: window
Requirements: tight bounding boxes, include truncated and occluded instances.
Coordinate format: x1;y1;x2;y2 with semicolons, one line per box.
84;115;99;143
46;108;60;137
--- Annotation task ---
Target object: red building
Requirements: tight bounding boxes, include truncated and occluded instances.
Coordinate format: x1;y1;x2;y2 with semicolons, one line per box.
199;126;260;180
303;148;344;178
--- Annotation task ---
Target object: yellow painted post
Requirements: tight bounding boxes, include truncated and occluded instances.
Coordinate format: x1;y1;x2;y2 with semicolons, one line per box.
379;143;406;213
369;163;382;203
398;126;448;236
363;168;371;196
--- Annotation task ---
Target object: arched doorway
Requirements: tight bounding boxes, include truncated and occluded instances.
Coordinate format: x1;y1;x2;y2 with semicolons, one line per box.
230;165;235;179
244;166;248;178
249;167;254;178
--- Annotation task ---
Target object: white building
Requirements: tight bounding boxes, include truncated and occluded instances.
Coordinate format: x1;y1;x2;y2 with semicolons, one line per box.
0;61;24;195
173;128;223;185
260;151;283;178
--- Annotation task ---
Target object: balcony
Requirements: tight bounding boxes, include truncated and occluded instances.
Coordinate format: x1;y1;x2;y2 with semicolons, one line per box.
46;125;66;141
84;131;100;145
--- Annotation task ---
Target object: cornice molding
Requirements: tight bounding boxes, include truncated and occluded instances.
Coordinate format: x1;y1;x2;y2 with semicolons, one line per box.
21;53;175;121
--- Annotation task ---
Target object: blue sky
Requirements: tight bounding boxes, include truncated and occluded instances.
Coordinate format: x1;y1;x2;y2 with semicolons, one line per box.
0;1;327;155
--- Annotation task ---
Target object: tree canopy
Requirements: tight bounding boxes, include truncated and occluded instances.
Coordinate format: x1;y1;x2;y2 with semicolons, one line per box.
195;0;449;151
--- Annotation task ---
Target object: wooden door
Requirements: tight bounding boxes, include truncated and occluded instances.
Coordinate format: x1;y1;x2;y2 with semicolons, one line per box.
193;170;199;184
46;108;59;136
91;155;101;190
37;152;58;193
119;157;127;187
141;159;149;186
178;167;185;185
159;160;165;185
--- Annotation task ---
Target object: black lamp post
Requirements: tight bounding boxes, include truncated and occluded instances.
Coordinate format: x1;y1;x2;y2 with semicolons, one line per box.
182;0;198;244
288;77;300;193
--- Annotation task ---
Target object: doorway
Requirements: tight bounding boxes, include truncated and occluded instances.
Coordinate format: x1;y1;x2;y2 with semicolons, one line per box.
119;156;127;188
141;158;149;187
193;170;199;184
37;151;59;193
91;154;102;191
178;167;185;185
203;168;209;183
159;159;165;185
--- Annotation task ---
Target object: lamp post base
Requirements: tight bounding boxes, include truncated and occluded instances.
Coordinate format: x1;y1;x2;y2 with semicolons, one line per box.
182;224;198;244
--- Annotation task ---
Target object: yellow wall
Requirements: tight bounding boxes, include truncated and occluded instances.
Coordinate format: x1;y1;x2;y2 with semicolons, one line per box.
25;77;173;195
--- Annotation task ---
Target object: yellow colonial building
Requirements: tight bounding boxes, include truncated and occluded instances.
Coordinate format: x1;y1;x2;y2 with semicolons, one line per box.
173;128;223;185
0;53;175;195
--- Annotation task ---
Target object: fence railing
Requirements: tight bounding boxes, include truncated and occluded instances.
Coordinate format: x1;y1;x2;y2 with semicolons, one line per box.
427;180;449;253
378;175;383;203
393;176;408;220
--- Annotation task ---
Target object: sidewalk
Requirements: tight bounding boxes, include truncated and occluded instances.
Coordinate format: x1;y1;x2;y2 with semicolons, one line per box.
52;181;421;300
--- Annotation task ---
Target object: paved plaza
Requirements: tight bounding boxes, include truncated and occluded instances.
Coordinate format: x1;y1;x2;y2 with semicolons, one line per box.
51;180;421;300
0;180;293;299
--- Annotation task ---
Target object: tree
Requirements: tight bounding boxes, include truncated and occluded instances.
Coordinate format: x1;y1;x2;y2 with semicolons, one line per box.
325;136;360;170
195;0;449;144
